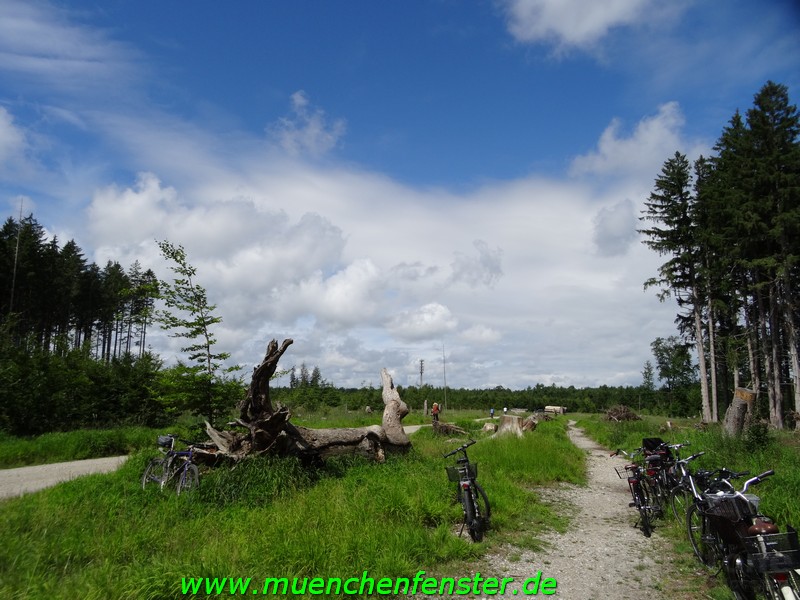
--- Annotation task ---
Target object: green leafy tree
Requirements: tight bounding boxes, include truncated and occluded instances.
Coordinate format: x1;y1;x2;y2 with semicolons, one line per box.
155;240;240;424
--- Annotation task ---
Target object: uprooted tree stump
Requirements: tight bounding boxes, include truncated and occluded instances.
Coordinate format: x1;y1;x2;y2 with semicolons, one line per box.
194;339;411;465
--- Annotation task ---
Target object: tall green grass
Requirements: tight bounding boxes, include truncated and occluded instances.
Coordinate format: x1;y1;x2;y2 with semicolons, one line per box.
0;426;164;468
0;418;584;599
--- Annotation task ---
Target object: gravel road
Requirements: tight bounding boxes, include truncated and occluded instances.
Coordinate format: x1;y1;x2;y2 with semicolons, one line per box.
0;456;128;500
431;422;673;599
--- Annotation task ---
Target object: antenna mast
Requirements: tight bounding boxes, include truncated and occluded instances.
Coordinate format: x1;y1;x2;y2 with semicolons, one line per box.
442;342;447;410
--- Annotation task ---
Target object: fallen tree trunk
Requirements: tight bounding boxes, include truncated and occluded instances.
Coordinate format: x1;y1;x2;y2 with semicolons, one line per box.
194;339;411;465
432;421;467;436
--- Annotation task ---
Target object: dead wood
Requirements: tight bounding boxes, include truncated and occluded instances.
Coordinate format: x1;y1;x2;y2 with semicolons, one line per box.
495;415;524;437
605;405;641;422
722;387;756;436
194;339;411;465
432;421;467;436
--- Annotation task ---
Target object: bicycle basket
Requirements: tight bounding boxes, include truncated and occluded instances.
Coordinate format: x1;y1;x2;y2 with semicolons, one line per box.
742;528;800;573
615;465;637;479
446;463;477;482
705;494;752;522
157;435;174;449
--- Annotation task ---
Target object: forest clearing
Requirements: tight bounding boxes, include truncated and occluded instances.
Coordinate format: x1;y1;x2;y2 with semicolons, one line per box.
1;409;798;599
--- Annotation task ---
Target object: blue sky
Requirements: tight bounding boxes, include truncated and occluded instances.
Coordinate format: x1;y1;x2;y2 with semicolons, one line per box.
1;0;799;391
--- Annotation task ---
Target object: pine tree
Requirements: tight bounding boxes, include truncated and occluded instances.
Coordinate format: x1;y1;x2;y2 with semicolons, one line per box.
640;152;713;421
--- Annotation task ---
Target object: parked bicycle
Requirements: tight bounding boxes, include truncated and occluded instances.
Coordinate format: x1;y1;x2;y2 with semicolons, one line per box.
443;439;490;542
686;469;800;599
141;434;200;495
612;446;658;537
666;450;706;520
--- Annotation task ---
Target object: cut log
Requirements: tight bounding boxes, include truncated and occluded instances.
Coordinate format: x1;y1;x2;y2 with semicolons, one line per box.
723;387;756;436
194;340;411;465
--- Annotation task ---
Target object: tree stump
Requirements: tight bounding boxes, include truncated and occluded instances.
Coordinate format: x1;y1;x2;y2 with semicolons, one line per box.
723;387;756;436
495;415;524;437
196;339;411;465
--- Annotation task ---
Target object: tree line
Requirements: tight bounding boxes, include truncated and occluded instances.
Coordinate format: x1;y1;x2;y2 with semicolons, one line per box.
640;81;799;428
1;215;159;361
0;227;242;435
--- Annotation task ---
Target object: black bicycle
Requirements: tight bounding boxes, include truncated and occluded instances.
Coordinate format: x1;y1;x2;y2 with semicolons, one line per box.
612;447;657;537
443;439;491;542
141;434;200;495
686;469;800;599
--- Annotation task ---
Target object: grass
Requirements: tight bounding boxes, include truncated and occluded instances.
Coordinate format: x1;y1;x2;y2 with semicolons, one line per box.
0;416;584;599
0;426;164;468
574;412;800;600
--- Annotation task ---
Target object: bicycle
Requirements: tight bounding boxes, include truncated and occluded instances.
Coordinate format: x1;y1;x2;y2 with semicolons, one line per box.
686;469;800;599
666;450;706;520
612;447;658;537
141;434;200;495
443;439;490;542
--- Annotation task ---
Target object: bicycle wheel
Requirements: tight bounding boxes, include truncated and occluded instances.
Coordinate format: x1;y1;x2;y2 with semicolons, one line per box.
636;480;653;538
467;482;490;542
721;553;762;600
669;485;693;521
686;504;721;571
141;457;168;490
176;464;199;495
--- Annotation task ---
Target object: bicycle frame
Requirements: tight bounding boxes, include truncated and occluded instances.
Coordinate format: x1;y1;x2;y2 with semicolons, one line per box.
143;434;199;494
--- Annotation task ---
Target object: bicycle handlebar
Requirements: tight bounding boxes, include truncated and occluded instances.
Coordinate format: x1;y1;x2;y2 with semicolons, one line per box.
741;469;775;493
677;451;705;464
443;439;476;459
162;434;197;447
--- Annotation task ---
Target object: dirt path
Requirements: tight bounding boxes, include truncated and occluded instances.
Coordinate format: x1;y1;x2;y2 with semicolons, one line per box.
469;421;672;599
0;456;128;500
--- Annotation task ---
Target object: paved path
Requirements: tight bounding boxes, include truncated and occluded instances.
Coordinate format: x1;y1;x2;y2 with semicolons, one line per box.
0;456;128;500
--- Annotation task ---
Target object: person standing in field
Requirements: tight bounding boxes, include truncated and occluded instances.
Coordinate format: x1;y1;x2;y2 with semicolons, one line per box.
432;402;440;422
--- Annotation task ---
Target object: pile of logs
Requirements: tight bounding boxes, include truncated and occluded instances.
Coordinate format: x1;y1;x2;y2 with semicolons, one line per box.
605;405;641;422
